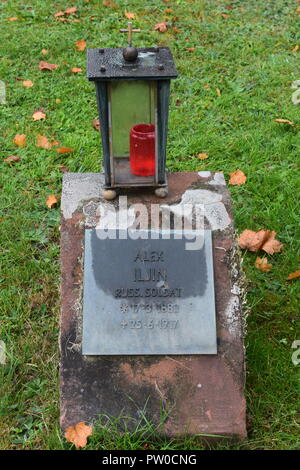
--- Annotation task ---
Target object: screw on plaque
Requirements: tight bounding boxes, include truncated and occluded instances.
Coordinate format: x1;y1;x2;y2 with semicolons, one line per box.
120;22;141;62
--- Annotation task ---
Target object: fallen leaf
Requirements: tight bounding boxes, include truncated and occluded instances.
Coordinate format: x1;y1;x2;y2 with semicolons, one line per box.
3;155;20;163
41;49;48;55
125;12;135;19
238;229;271;252
36;135;52;150
22;80;34;88
175;99;181;106
103;0;118;7
92;119;100;131
221;13;229;18
292;45;299;52
296;6;300;13
255;257;272;272
71;67;83;73
65;7;77;15
287;270;300;281
225;5;234;9
72;19;81;23
216;88;221;97
172;27;181;34
229;169;247;186
76;40;86;51
46;194;58;209
185;47;195;51
261;231;283;255
55;147;73;154
197;153;209;160
165;8;173;13
153;22;168;32
13;134;26;148
238;229;283;254
65;422;92;449
39;61;59;71
274;118;294;126
204;84;211;89
56;98;61;104
54;11;65;17
32;111;46;121
8;17;18;21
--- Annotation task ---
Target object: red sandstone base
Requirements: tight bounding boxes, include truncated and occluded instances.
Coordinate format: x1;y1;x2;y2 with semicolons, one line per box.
60;171;247;439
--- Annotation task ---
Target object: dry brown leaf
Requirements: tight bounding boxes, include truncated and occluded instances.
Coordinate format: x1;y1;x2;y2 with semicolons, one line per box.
261;231;283;255
92;119;100;131
46;194;58;209
238;229;271;252
292;45;299;52
41;49;48;55
71;67;83;73
22;80;34;88
36;135;52;150
54;11;65;17
153;22;168;32
229;169;247;186
76;40;86;51
125;12;135;19
296;6;300;13
197;153;209;160
255;257;272;272
65;422;92;449
55;147;73;154
274;118;294;126
165;8;173;13
287;270;300;281
65;7;77;15
3;155;20;163
32;111;46;121
39;61;59;71
13;134;26;148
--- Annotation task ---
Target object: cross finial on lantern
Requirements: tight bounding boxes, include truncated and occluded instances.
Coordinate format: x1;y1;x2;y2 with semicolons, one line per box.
120;22;141;47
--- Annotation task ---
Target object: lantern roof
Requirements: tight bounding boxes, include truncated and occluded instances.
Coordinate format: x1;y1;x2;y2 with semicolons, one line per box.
87;47;178;81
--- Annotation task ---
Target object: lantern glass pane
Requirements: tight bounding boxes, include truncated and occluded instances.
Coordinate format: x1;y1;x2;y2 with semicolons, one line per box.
108;80;157;186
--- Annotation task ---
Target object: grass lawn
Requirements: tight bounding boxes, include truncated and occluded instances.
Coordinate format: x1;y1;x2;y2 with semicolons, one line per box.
0;0;299;450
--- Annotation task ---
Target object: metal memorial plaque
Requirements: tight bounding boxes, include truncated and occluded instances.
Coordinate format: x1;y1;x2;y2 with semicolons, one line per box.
82;230;217;355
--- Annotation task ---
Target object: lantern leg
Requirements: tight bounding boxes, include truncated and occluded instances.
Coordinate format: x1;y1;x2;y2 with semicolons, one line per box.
103;189;118;201
154;186;168;198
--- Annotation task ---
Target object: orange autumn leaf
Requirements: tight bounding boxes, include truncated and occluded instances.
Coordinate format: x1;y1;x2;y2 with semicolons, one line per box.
13;134;26;148
54;11;65;17
287;270;300;281
221;13;229;18
71;67;83;73
92;119;100;131
65;7;77;15
125;12;135;19
36;135;52;150
55;147;73;154
32;111;46;121
22;80;34;88
255;257;272;272
197;153;209;160
185;47;196;51
3;155;20;163
65;422;92;449
8;17;18;21
274;118;294;126
238;229;283;254
39;61;59;71
261;231;283;255
103;0;118;7
46;194;58;209
153;22;168;32
229;169;247;186
76;40;86;51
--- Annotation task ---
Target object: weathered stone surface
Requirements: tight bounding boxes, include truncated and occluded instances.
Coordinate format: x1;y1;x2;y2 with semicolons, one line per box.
60;172;247;439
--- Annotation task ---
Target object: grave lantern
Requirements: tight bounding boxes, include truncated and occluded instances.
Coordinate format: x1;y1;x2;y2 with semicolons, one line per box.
87;23;177;200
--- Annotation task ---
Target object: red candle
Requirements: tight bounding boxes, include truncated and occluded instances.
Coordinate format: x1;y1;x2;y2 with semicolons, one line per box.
130;124;155;176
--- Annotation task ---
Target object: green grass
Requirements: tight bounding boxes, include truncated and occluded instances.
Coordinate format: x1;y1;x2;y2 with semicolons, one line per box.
0;0;299;450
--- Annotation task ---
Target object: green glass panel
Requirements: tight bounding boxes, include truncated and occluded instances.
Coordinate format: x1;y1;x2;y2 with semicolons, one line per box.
109;80;155;157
